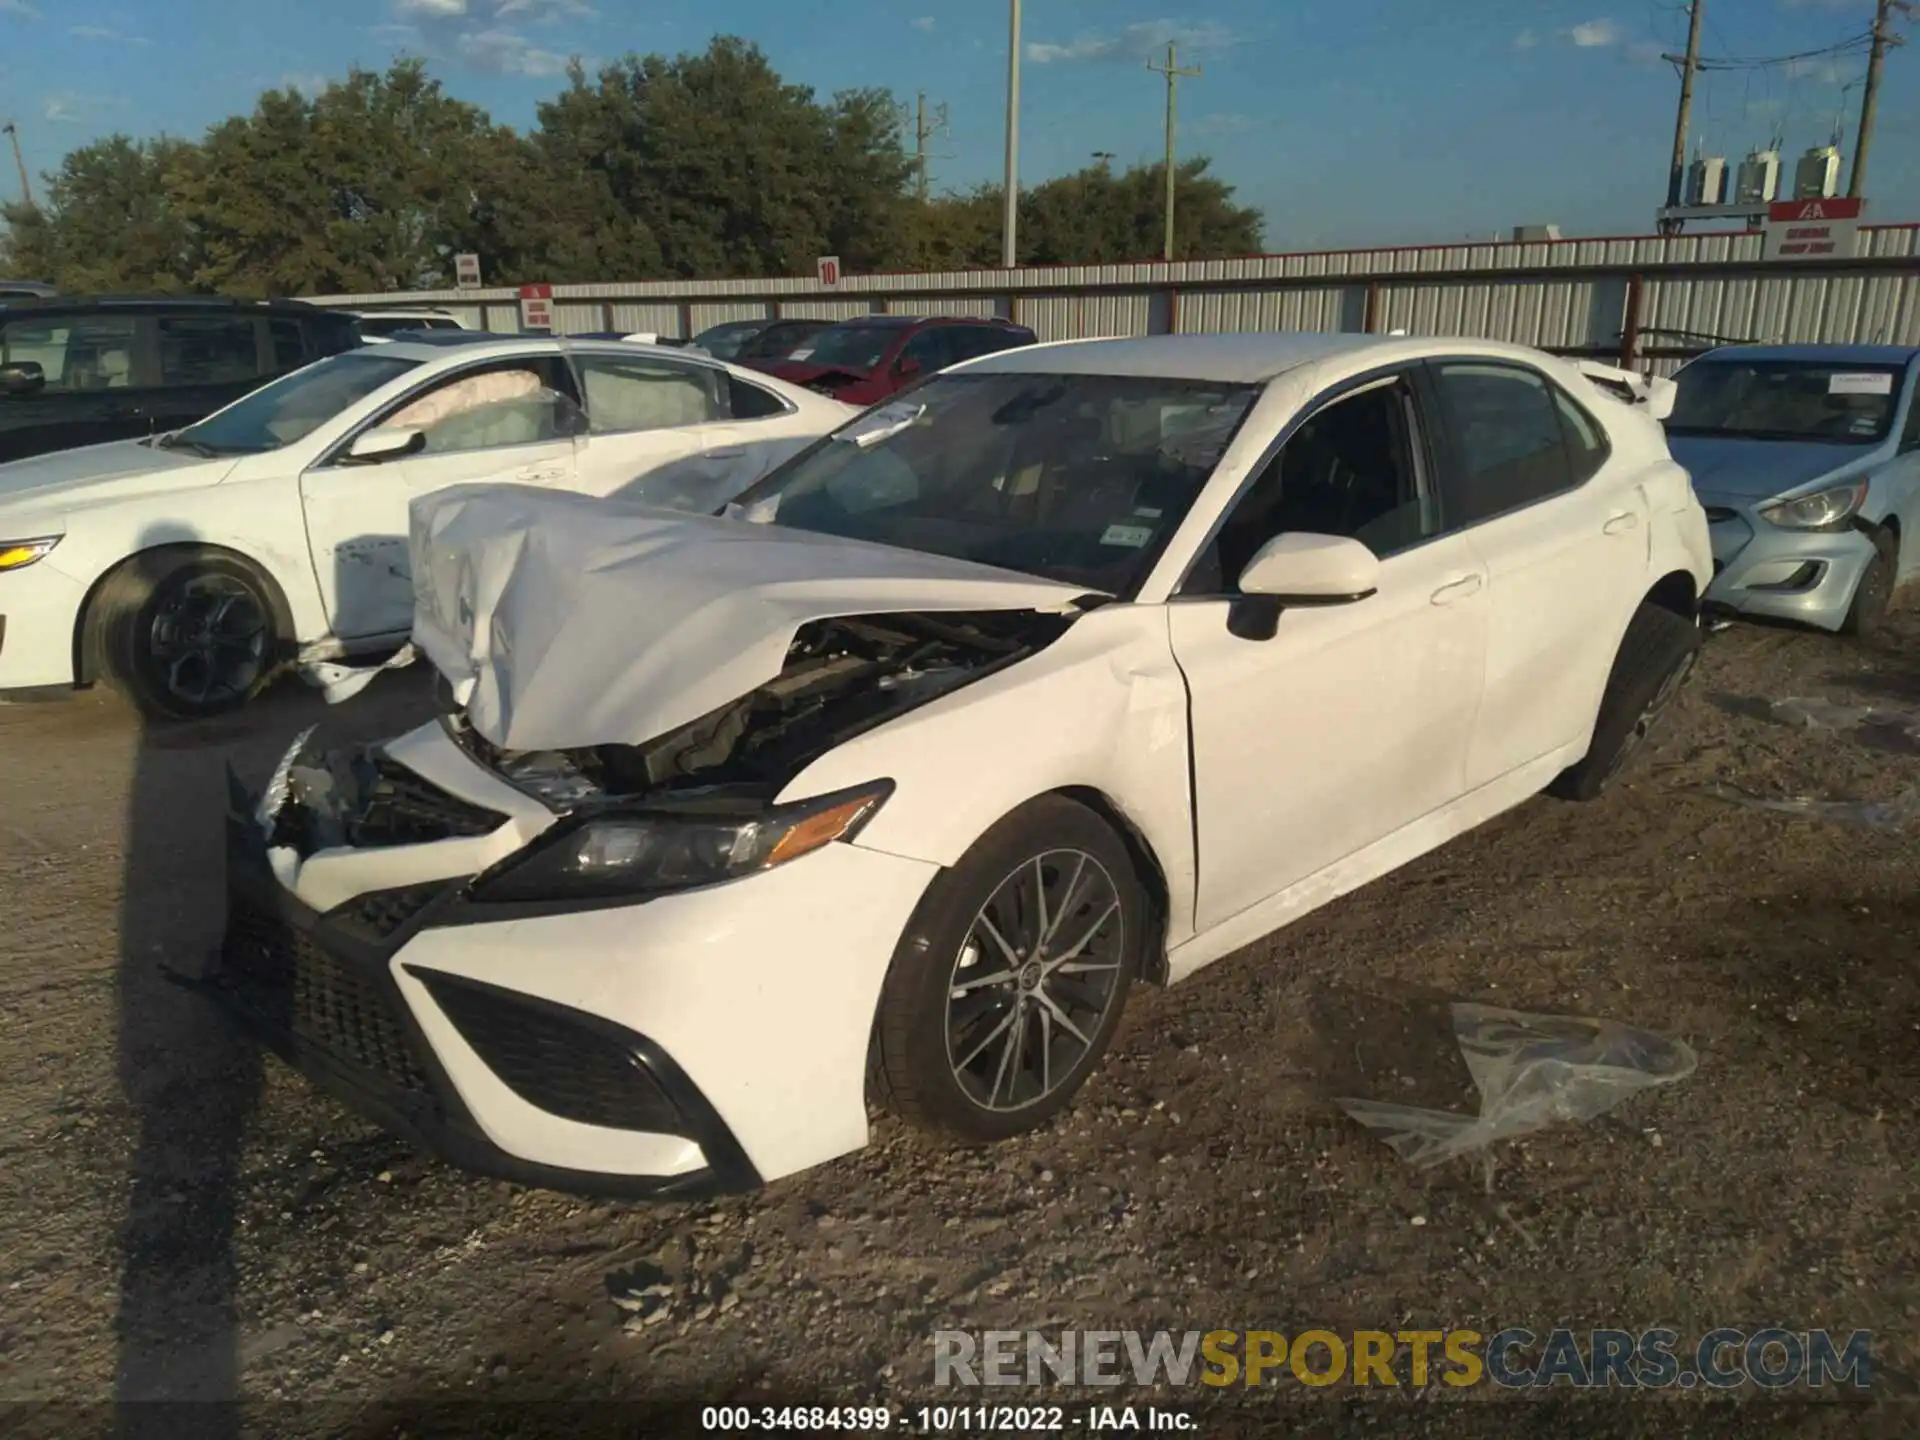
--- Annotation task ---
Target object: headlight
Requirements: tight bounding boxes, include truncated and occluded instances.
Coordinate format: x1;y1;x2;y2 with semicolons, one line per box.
1758;480;1868;531
0;536;60;572
469;780;893;904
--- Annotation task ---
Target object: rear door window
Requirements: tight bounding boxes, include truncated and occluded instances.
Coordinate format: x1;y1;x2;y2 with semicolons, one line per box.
268;318;307;371
0;313;141;392
1430;363;1579;528
575;354;725;433
158;314;263;387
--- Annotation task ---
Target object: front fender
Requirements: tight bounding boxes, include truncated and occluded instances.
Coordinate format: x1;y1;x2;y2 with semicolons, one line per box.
780;604;1200;949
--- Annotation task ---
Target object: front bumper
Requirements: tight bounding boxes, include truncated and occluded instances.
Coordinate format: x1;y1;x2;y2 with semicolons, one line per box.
212;791;760;1199
209;724;944;1193
1701;503;1877;631
0;557;86;692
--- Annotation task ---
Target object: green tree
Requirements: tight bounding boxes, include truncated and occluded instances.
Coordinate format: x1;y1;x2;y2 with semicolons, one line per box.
0;135;199;292
174;62;544;296
533;38;915;279
921;158;1264;270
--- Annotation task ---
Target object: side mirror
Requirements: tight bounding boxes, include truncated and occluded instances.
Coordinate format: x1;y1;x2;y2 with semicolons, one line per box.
1229;532;1380;640
894;353;923;377
345;425;426;463
0;360;46;397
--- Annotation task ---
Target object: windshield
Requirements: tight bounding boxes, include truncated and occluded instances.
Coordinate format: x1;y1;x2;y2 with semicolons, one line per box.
167;352;420;454
738;321;826;362
725;372;1261;592
691;321;765;360
1667;360;1906;443
787;323;902;374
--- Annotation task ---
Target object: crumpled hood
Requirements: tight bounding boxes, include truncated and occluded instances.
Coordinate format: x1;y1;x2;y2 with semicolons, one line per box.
0;437;235;515
1667;435;1881;502
408;484;1098;752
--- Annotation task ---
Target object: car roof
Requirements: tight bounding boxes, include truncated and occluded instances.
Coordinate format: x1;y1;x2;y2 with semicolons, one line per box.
0;293;330;316
371;333;729;366
962;332;1567;384
1687;343;1920;367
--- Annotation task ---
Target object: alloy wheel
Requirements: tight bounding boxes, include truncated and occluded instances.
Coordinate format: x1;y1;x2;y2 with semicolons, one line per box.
944;848;1128;1114
145;572;270;710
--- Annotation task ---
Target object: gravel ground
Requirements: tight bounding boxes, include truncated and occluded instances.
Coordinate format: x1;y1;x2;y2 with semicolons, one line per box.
1;607;1917;1437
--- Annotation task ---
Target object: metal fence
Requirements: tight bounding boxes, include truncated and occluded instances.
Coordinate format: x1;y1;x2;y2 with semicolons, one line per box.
311;225;1920;375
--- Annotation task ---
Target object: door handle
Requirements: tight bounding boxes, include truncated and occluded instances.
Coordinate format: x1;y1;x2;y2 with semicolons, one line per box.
1604;512;1641;535
705;447;747;459
1430;574;1483;605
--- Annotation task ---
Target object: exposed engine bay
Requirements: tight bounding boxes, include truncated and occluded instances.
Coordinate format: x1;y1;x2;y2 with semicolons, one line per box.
451;608;1076;812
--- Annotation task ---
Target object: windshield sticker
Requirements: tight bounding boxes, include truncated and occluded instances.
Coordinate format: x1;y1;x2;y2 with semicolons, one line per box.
1134;505;1164;519
1100;523;1155;548
1828;372;1893;396
788;348;815;360
836;401;926;449
1849;416;1880;435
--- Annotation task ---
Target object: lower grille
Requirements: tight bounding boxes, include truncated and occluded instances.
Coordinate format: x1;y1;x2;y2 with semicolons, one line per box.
412;970;684;1134
348;754;506;847
219;900;427;1091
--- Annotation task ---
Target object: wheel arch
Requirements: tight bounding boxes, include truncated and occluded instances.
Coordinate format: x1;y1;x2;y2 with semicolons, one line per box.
1053;784;1174;987
1641;568;1699;622
71;540;298;686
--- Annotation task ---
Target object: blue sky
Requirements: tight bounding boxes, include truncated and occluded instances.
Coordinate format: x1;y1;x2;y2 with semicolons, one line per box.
1;0;1914;251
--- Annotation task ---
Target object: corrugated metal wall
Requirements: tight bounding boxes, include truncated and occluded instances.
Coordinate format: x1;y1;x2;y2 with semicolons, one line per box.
312;225;1920;361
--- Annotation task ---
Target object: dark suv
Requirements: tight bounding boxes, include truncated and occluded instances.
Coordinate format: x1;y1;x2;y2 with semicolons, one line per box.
0;296;362;463
755;315;1038;405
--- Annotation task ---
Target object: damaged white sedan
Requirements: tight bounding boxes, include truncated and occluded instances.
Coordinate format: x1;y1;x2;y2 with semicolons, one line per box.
212;333;1713;1197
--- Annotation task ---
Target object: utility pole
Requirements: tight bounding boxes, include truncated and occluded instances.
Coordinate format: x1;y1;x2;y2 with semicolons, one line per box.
1147;42;1202;261
1002;0;1022;267
1664;0;1705;212
1;121;29;209
1850;0;1912;199
908;92;951;203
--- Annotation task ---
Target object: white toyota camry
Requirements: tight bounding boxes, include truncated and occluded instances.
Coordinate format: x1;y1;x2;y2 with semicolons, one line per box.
212;333;1712;1198
0;334;854;717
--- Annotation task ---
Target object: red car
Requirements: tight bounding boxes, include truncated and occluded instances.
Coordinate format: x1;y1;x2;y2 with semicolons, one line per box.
751;315;1038;405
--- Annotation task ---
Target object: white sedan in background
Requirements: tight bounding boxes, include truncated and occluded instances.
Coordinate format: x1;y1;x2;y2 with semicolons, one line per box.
0;334;856;717
214;333;1713;1199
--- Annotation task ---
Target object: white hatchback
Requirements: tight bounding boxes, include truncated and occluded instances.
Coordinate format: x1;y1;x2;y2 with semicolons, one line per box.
214;333;1713;1198
0;334;856;716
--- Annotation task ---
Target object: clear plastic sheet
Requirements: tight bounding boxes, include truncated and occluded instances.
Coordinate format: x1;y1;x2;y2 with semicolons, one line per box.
1337;1003;1697;1169
1767;696;1920;742
1693;782;1920;831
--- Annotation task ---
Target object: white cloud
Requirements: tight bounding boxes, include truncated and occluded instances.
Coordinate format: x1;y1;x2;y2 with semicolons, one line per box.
911;16;934;30
456;26;569;75
69;23;153;44
385;0;586;73
1027;19;1238;65
1784;56;1854;83
1569;19;1622;47
1189;112;1254;138
1513;28;1539;50
281;71;332;94
42;90;121;123
496;0;594;21
0;0;43;17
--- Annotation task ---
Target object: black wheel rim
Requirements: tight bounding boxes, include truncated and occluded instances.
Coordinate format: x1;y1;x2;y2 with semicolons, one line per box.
145;572;269;709
944;848;1127;1114
1603;646;1696;784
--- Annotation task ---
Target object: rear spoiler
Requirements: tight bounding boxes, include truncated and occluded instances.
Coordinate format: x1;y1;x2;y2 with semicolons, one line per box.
1575;361;1677;422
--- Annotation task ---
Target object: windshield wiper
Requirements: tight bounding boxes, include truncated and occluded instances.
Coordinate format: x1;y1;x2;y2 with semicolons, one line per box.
156;433;226;458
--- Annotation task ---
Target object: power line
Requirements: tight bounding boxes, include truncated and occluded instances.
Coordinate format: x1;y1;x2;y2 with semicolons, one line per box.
1146;41;1201;263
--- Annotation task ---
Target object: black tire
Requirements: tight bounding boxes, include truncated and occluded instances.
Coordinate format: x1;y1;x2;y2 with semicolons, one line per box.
1839;526;1898;639
1549;602;1701;803
88;548;283;721
869;795;1146;1143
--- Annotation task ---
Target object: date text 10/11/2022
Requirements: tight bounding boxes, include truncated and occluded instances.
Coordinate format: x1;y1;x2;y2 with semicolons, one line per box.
699;1406;1196;1432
